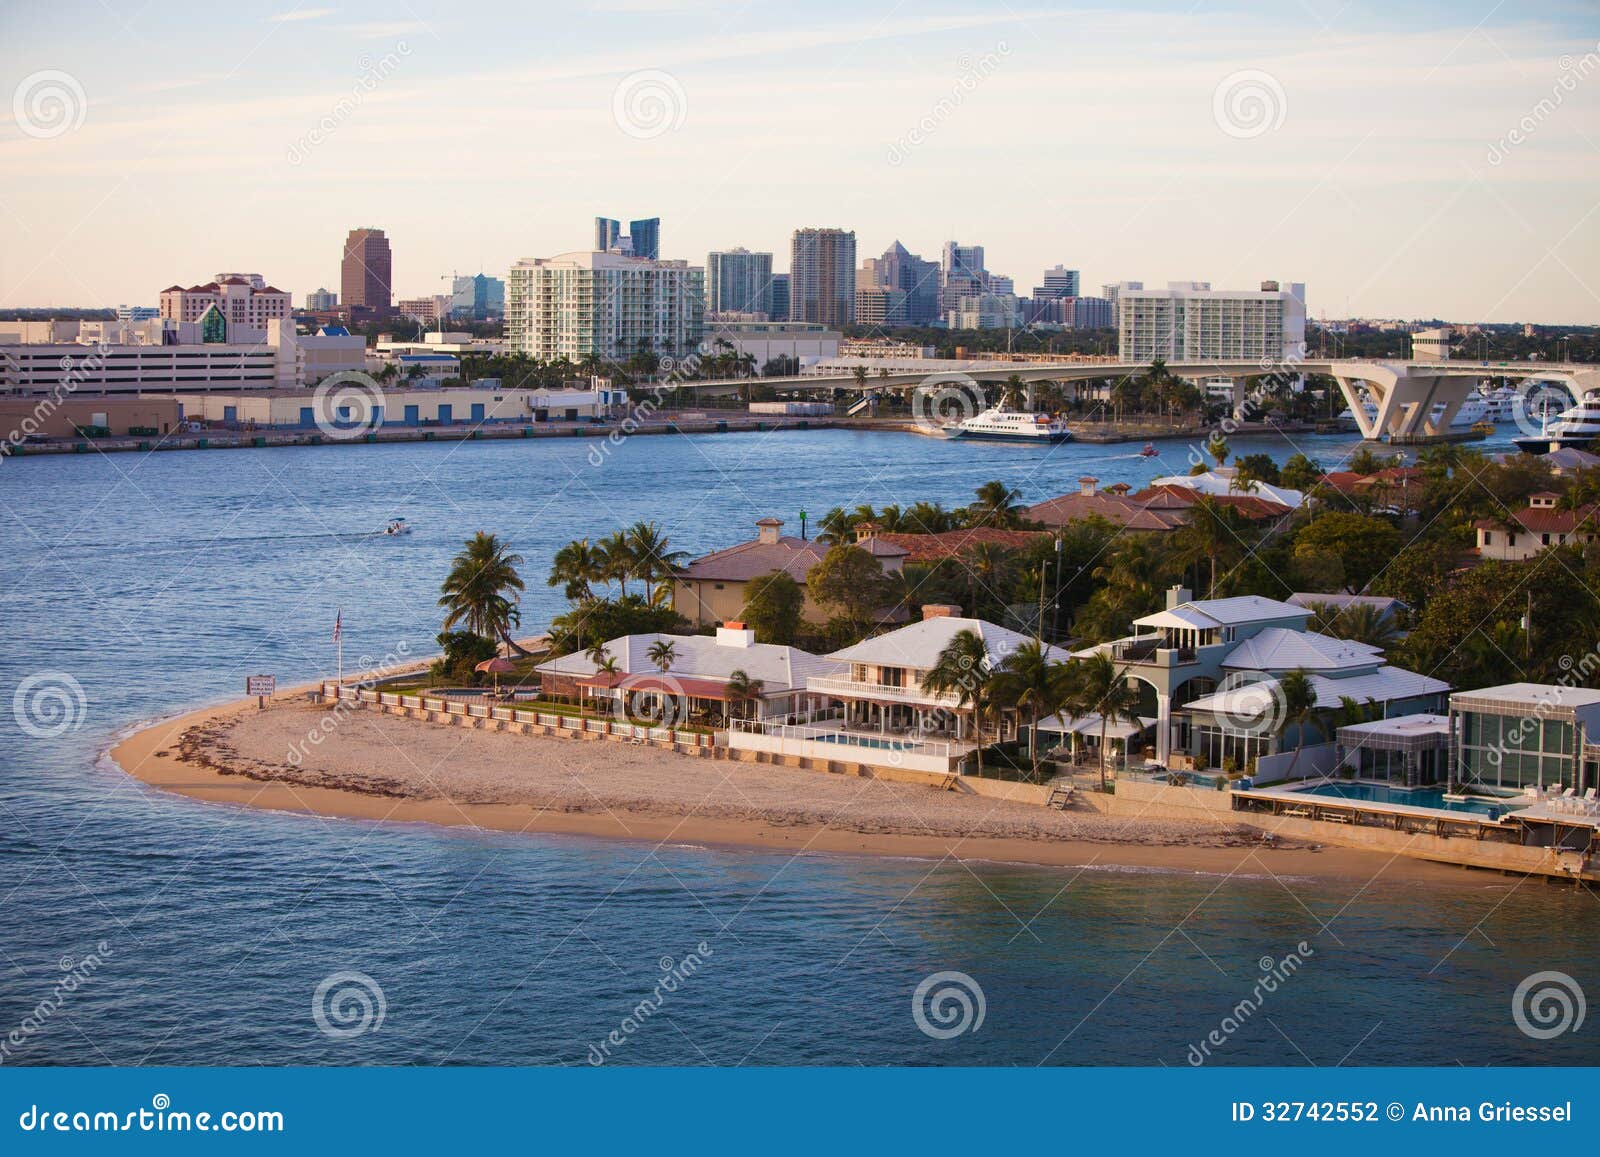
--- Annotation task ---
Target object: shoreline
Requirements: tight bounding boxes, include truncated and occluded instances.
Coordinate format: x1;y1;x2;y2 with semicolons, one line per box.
106;694;1489;886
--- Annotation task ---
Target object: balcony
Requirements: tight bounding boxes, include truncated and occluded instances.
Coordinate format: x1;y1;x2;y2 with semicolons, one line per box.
1110;637;1198;666
807;674;960;707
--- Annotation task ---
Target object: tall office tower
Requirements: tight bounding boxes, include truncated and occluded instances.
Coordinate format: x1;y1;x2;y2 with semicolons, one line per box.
863;241;940;326
1117;282;1307;362
768;274;790;322
506;251;704;361
789;228;857;325
305;288;338;311
629;218;660;261
340;228;392;312
1033;266;1081;301
940;241;987;314
1059;296;1114;329
705;248;774;316
595;217;622;252
450;273;506;320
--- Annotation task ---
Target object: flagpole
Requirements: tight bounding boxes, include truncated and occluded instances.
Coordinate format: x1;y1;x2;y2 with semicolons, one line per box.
336;609;343;683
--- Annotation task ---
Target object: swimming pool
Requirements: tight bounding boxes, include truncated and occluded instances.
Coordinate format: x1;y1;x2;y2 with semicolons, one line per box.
812;732;919;752
1293;781;1510;817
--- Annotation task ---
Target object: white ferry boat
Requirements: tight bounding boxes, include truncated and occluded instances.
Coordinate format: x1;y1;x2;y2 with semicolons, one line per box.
1514;393;1600;453
944;407;1072;443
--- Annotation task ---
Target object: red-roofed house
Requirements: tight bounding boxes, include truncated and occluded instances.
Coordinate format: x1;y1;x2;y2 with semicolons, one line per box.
856;524;1048;562
1128;484;1294;525
672;517;908;627
1023;476;1189;533
1474;492;1600;560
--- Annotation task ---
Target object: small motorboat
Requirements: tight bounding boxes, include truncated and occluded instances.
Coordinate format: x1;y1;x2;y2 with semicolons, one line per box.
1138;443;1158;457
384;518;412;536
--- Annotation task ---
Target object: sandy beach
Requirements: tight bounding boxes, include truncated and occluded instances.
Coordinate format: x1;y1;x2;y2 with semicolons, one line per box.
107;693;1480;883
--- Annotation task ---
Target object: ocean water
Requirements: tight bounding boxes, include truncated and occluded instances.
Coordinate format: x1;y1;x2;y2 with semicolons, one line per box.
2;424;1595;1067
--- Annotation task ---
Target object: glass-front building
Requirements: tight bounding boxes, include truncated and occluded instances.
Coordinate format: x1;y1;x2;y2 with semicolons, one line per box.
1450;684;1600;793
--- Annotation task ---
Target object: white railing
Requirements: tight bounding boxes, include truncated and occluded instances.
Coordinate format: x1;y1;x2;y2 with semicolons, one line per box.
731;718;960;759
806;674;960;707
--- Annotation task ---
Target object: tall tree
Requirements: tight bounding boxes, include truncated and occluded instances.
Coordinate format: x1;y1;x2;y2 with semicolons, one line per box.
549;538;605;603
739;570;805;645
438;532;528;655
992;640;1071;780
921;628;998;778
806;544;890;625
625;521;687;604
1061;653;1142;791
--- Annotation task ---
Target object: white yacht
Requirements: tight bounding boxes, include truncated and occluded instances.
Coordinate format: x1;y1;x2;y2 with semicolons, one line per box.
944;407;1072;443
1514;393;1600;453
1337;393;1493;431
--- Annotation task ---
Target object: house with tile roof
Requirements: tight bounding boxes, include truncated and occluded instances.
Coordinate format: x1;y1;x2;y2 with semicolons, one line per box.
1076;586;1448;770
1023;477;1189;533
853;523;1048;562
671;517;908;628
728;604;1074;773
1474;492;1600;560
535;622;843;722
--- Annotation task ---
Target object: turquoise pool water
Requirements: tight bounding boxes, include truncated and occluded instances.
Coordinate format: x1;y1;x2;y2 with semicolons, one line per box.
813;732;918;751
1295;781;1508;817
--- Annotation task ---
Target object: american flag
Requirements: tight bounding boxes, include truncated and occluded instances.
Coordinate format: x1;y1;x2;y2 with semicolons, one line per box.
333;611;342;642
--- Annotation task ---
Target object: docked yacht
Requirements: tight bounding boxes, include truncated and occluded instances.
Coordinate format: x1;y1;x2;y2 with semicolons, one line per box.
1337;393;1495;432
1513;394;1600;453
944;407;1073;443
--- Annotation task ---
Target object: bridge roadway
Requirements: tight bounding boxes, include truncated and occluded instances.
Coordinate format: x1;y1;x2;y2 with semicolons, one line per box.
665;358;1600;442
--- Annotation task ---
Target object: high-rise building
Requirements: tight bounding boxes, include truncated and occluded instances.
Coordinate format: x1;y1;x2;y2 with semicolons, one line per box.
706;248;774;317
305;288;338;311
860;242;940;326
506;251;704;361
595;217;622;253
629;218;660;261
1103;281;1141;314
115;304;159;323
790;228;856;326
1059;295;1114;329
449;274;505;320
159;276;292;327
1033;266;1080;301
947;293;1019;330
768;274;790;322
341;228;392;312
855;286;908;327
398;295;454;325
1117;281;1307;362
940;241;988;315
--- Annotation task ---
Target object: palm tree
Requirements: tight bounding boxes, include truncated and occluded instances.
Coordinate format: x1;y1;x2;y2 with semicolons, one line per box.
1306;601;1398;649
1277;670;1319;778
999;373;1026;410
921;628;997;777
646;638;678;673
1170;495;1254;598
992;640;1071;780
969;480;1024;528
724;668;764;722
1061;652;1141;790
549;537;605;603
626;521;686;603
597;530;634;597
438;532;528;655
816;506;857;545
957;541;1017;619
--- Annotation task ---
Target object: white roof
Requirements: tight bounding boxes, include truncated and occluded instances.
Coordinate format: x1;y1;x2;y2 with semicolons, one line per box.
1223;628;1384;673
1451;682;1600;709
826;616;1073;669
1148;469;1305;509
1036;713;1157;740
1133;595;1308;631
537;632;842;694
1337;713;1451;739
1183;666;1450;714
1287;592;1407;613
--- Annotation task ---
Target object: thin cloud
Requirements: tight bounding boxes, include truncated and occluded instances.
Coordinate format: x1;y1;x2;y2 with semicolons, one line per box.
269;7;338;22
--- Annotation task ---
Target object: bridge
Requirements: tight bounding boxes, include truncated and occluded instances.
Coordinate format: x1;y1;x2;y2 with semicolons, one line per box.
670;358;1600;442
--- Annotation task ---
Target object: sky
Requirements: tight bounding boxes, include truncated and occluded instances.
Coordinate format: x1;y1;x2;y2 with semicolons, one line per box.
0;0;1597;323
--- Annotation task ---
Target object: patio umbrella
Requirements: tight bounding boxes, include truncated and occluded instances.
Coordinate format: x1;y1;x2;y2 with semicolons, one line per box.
474;656;516;696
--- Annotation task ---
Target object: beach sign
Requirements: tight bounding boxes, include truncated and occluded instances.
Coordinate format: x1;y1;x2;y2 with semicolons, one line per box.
247;674;276;706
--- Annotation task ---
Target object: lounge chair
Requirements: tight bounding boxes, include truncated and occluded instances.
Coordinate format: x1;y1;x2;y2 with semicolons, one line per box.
1586;788;1597;802
1565;787;1578;798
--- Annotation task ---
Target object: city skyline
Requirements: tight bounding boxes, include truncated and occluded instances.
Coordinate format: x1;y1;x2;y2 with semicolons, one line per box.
0;2;1597;322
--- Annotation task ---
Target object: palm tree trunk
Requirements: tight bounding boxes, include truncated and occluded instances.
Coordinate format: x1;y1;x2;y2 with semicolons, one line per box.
1099;719;1109;791
499;629;539;659
1030;706;1041;781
